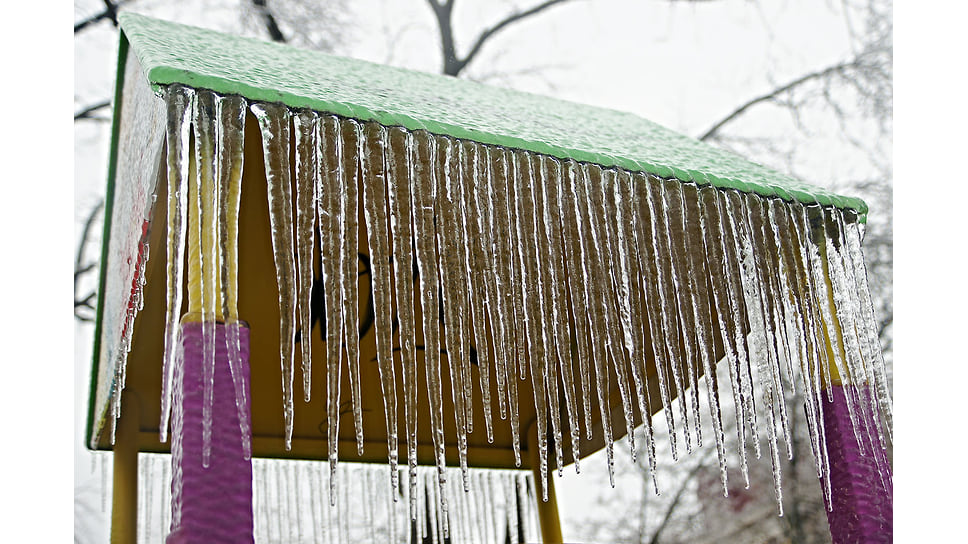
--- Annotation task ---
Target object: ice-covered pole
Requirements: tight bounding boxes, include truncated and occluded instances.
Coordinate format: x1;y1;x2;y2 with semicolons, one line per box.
812;210;892;544
167;321;254;543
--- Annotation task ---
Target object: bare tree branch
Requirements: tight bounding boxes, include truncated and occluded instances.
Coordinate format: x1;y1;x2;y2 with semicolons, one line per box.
74;100;112;122
75;200;104;323
74;0;127;33
251;0;288;43
698;61;858;142
428;0;577;76
648;449;715;544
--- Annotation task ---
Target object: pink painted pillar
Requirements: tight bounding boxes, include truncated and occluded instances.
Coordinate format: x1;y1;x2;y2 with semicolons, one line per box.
822;385;893;544
167;322;254;543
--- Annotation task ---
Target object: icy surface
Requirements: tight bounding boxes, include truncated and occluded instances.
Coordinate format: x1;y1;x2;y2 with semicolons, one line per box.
154;94;892;520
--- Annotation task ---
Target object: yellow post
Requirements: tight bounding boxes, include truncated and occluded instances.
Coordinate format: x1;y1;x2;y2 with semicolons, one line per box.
111;392;140;544
527;422;563;544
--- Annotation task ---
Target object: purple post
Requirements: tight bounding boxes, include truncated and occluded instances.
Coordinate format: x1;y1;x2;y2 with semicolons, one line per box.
822;384;893;544
167;322;254;543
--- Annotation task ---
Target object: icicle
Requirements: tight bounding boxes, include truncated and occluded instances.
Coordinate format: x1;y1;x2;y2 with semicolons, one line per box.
484;145;522;466
249;102;297;450
433;135;471;488
446;140;476;440
680;182;729;492
697;185;751;486
215;94;251;459
160;85;194;443
191;90;219;467
744;195;794;459
824;209;891;489
496;149;528;381
768;199;827;481
640;174;685;458
539;155;582;471
361;122;400;495
722;190;783;513
510;150;551;496
843;212;893;442
385;126;420;517
559;162;595;441
784;202;833;501
318;115;346;501
617;171;658;483
293;110;318;403
411;131;449;527
457;140;495;442
658;178;702;451
339;119;365;455
595;167;639;462
569;161;616;484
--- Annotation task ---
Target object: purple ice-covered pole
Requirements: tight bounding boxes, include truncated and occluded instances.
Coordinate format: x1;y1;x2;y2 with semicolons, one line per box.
822;384;892;544
167;322;254;543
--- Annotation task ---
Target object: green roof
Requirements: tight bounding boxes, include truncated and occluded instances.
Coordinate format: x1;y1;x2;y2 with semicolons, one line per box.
118;12;866;214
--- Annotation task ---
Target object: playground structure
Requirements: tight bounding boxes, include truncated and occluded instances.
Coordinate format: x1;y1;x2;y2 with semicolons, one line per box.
87;13;893;543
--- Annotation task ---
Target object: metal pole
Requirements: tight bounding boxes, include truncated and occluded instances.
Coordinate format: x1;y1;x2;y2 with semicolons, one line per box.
111;392;140;544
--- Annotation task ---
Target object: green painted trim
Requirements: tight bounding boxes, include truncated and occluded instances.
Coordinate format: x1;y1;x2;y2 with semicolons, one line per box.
87;30;130;450
117;12;867;216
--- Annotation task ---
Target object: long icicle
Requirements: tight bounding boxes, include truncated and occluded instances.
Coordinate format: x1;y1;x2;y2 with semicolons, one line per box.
596;167;639;463
486;145;522;466
714;190;760;461
339;119;365;455
744;195;793;459
560;162;595;442
216;93;251;459
681;182;728;492
571;162;617;485
512;150;551;497
250;102;297;450
160;85;194;443
412;131;449;533
540;155;581;472
434;134;470;489
643;174;688;458
618;171;658;485
842;212;893;443
659;178;702;451
458;140;495;442
386;126;420;518
723;189;784;514
318;114;346;503
193;90;220;467
361;122;400;497
293;110;318;403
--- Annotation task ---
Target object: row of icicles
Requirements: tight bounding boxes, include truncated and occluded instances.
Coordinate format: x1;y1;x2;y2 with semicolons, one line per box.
107;83;893;527
133;453;541;544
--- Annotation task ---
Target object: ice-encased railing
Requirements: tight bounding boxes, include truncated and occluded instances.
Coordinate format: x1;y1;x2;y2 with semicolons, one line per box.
134;453;540;544
151;86;893;526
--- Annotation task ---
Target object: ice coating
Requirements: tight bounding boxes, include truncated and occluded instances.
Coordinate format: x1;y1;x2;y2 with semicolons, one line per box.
150;93;892;523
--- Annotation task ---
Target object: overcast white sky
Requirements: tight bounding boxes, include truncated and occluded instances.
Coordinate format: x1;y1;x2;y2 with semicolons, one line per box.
0;0;959;541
